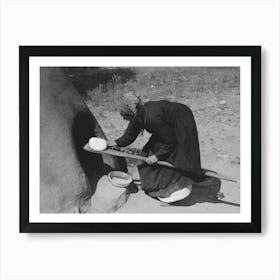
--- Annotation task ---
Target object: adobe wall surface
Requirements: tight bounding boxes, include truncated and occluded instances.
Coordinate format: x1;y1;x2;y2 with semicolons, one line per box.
40;68;125;213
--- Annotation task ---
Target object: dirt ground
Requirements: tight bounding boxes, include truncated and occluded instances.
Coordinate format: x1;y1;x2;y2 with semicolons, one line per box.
71;67;240;213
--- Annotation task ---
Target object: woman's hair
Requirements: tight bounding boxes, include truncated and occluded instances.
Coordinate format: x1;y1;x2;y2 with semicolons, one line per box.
119;92;143;119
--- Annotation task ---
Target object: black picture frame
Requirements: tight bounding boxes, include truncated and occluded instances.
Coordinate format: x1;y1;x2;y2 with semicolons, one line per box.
20;46;261;233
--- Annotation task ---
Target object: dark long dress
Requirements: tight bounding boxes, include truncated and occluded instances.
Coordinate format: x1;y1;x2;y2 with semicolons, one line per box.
115;100;202;198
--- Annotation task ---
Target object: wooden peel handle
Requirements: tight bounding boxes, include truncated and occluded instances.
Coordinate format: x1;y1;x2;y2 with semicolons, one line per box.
83;144;237;183
154;161;237;183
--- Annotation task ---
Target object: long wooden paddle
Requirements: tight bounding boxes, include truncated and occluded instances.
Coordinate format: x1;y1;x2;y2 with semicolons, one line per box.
83;143;237;183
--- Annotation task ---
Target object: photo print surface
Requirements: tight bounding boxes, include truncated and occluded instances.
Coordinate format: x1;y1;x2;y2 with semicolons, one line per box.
40;66;240;214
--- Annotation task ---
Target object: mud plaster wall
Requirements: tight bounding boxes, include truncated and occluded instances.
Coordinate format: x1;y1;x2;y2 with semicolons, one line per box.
40;67;125;213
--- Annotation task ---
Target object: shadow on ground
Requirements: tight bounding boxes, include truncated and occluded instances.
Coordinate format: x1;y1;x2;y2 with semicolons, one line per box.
169;177;240;208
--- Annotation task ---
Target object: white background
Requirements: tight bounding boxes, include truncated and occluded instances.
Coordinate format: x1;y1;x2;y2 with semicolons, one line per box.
0;0;279;280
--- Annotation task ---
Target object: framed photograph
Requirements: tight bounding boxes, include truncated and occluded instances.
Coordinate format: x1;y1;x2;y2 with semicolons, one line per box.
20;46;261;233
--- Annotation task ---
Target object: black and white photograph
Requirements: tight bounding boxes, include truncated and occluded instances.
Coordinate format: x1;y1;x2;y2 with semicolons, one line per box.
20;46;260;232
41;66;240;214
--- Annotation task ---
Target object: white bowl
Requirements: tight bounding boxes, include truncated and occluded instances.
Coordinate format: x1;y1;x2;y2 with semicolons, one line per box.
89;137;107;151
108;171;132;188
158;185;192;203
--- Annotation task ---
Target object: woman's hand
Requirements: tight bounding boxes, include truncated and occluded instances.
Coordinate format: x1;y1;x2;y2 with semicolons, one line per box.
146;155;159;165
106;140;120;150
107;140;117;147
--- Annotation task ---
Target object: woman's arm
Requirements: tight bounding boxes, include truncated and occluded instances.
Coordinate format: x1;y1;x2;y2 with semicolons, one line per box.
115;119;142;147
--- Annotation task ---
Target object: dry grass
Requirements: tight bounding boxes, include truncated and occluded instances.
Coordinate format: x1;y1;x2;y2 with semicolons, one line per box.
85;67;239;112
